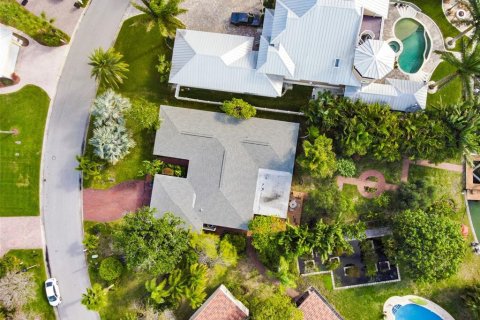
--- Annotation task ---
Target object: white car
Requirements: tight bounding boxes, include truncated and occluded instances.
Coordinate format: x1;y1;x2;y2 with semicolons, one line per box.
45;278;61;307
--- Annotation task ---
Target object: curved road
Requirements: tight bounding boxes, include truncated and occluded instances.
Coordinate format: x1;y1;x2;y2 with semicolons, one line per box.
41;0;130;318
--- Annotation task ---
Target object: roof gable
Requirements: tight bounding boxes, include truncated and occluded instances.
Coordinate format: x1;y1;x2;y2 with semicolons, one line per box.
190;285;249;320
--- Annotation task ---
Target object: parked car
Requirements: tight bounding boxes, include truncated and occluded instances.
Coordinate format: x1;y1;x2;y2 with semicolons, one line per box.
230;12;262;27
45;278;61;307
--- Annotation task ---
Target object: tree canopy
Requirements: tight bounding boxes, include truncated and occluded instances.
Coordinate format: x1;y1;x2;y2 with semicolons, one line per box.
298;135;337;179
220;98;257;119
113;207;190;274
89;47;129;89
250;288;303;320
132;0;187;37
392;209;465;281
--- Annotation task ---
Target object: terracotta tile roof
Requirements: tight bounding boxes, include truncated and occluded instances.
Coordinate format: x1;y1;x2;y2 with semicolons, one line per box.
190;284;249;320
297;287;343;320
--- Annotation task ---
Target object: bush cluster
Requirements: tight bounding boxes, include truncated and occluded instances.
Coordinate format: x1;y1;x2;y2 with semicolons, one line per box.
99;256;123;281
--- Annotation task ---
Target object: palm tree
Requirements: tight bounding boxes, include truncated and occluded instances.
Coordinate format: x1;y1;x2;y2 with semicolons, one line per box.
145;278;170;304
462;284;480;318
88;47;129;89
81;283;109;311
131;0;187;38
431;39;480;99
447;0;480;46
167;269;185;303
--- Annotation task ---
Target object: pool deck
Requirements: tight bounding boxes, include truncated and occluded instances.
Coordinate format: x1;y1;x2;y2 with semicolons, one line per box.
383;295;455;320
383;4;445;82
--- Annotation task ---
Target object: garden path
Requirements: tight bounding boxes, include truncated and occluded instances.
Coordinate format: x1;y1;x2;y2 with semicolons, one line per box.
338;159;463;199
0;216;43;256
83;180;152;222
337;170;399;199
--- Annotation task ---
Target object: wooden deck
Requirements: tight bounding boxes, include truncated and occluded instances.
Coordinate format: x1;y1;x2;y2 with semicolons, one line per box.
466;156;480;200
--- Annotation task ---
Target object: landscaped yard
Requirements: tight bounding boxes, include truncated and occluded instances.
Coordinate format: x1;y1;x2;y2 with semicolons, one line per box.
0;85;50;216
427;62;463;107
0;0;69;46
83;15;306;189
2;249;55;319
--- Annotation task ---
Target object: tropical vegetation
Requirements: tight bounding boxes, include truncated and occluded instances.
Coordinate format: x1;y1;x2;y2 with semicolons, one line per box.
131;0;187;37
0;0;69;46
298;134;337;179
89;47;129;89
220;98;257;119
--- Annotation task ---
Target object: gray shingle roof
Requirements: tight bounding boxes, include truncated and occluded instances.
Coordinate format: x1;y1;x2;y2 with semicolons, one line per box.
149;106;299;231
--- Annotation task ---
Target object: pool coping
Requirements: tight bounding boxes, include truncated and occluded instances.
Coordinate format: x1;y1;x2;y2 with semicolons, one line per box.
383;295;455;320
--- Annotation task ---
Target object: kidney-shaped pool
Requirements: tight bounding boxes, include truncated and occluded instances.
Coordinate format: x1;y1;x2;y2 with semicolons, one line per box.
393;304;442;320
394;18;432;74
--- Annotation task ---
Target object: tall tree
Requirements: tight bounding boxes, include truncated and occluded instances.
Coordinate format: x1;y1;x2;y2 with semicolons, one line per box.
298;134;337;179
447;0;480;46
131;0;187;37
89;47;129;89
432;39;480;99
393;209;465;281
250;288;303;320
113;207;190;274
462;284;480;318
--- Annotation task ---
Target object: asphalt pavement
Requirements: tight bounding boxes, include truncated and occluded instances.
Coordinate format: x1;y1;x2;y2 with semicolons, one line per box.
41;0;130;318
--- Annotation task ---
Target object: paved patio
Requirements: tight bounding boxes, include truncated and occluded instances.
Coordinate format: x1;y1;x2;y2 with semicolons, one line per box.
83;179;152;222
0;216;44;256
383;3;445;82
442;0;474;37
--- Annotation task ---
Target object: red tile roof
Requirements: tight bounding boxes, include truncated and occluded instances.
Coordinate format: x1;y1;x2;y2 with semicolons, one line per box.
297;287;343;320
190;285;249;320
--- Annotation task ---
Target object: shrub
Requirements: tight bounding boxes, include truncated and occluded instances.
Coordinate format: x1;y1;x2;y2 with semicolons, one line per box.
127;98;161;130
325;258;340;271
222;234;246;254
91;90;131;127
335;158;356;177
219;239;238;267
89;124;136;164
297;135;337;179
0;0;70;46
220;98;256;119
0;256;20;278
156;54;171;83
99;257;123;281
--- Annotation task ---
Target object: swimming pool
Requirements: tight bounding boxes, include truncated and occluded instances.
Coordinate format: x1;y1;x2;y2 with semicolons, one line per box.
469;200;480;241
393;304;442;320
394;18;431;74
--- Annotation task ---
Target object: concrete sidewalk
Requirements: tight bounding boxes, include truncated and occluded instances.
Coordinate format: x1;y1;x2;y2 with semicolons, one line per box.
0;217;44;256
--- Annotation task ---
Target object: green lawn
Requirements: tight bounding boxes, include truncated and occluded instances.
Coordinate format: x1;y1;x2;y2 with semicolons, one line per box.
0;85;50;216
3;249;55;319
427;62;463;107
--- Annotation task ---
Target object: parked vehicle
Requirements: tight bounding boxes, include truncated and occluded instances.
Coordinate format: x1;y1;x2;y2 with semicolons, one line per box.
45;278;61;307
230;12;262;27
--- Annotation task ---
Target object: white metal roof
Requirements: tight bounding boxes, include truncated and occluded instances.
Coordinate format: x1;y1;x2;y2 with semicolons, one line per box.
354;39;395;79
265;0;363;85
0;25;20;79
169;29;283;97
257;40;295;77
344;78;428;111
359;0;390;18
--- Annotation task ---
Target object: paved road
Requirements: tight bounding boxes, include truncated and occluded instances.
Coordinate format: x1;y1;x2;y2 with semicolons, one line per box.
41;0;130;318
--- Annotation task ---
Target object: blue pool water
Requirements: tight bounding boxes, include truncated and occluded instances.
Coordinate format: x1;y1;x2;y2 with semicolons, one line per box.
394;18;431;74
394;304;442;320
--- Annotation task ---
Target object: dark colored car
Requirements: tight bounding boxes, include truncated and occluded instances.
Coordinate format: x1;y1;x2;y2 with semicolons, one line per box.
230;12;262;27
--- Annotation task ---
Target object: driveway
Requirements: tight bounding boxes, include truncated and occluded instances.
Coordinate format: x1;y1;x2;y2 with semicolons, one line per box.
0;28;68;98
0;217;43;256
179;0;263;37
41;0;130;318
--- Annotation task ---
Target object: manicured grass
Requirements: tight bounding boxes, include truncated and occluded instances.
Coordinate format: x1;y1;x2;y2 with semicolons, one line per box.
355;157;403;184
3;249;55;319
0;85;50;216
427;62;463;107
0;0;69;46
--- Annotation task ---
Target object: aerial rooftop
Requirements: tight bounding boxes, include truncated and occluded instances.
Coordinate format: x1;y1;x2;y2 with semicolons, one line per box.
150;106;299;231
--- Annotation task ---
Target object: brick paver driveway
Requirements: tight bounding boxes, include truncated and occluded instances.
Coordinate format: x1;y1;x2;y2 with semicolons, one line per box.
0;216;43;256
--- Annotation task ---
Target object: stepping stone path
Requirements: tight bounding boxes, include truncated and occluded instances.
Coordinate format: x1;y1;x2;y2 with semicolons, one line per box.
337;170;399;199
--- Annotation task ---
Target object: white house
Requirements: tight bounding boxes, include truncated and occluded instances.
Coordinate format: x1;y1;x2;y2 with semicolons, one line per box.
0;25;21;81
169;0;428;111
